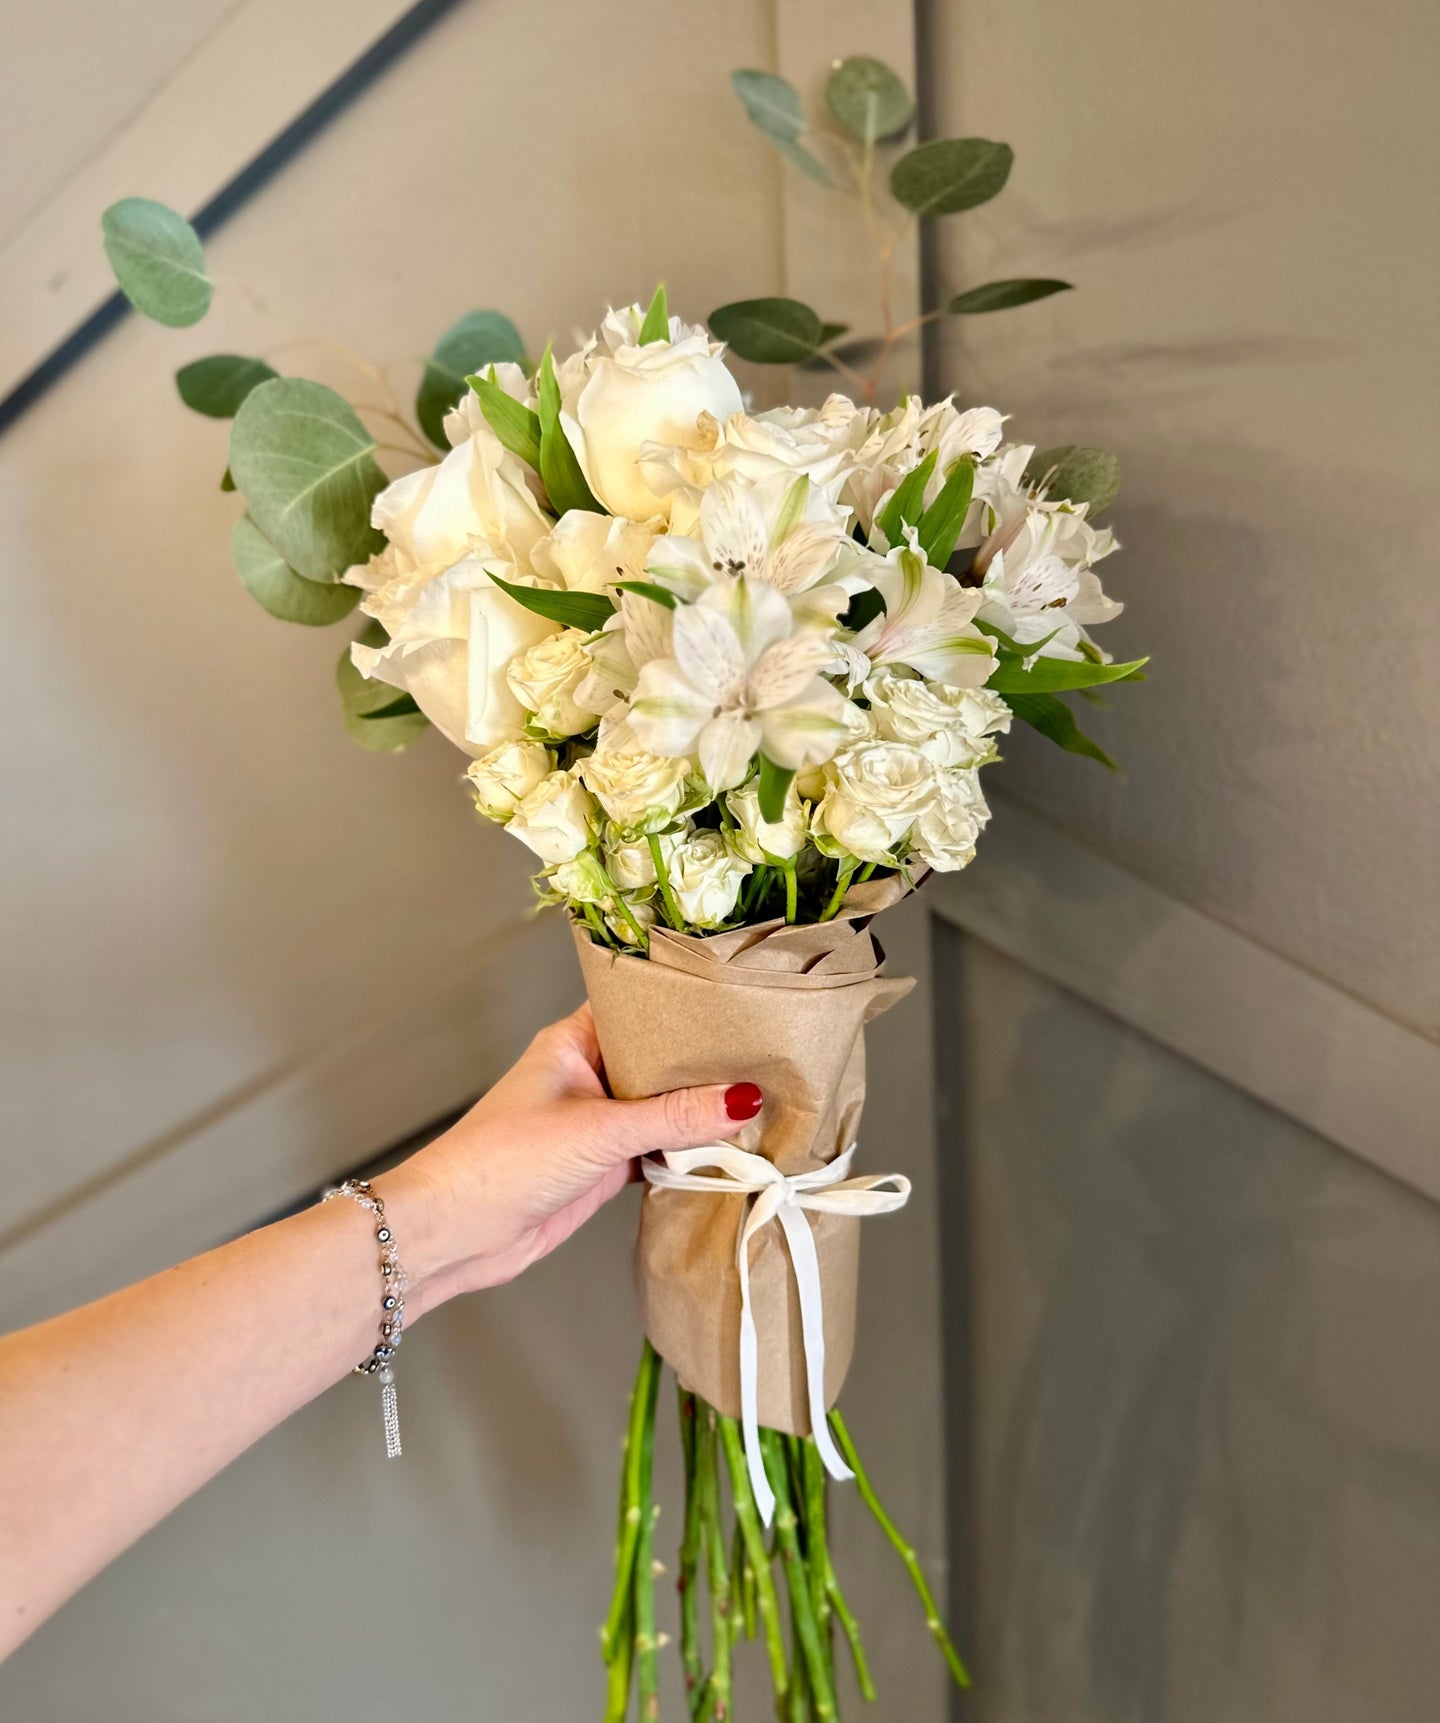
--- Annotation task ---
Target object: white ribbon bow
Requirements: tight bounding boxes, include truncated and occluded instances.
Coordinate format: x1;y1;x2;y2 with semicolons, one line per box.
642;1142;911;1525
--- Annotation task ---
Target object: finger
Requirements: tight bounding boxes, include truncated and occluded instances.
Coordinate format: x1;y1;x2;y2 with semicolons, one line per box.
525;1005;604;1087
570;1081;763;1163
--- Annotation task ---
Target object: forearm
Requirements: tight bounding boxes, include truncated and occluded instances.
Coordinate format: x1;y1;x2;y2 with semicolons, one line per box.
0;1166;440;1658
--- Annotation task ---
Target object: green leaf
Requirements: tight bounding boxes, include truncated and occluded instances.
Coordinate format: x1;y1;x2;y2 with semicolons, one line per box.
757;754;796;824
488;572;614;632
1004;691;1116;769
614;579;678;610
357;692;421;719
890;139;1013;217
230;378;388;582
176;355;278;418
1023;446;1122;513
466;371;541;469
337;621;405;715
345;704;430;751
638;283;669;345
538;346;605;515
987;654;1148;694
731;68;832;185
101;198;211;326
231;515;361;627
917;458;975;568
710;297;824;364
876;450;938;547
337;622;430;749
825;56;914;142
975;617;1062;659
416;310;525;448
947;278;1073;315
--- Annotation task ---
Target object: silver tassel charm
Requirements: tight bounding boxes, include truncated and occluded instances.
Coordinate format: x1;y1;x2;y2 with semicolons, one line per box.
380;1367;402;1458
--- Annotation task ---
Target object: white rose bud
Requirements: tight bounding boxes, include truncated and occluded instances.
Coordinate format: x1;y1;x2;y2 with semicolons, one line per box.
603;830;661;893
814;740;937;862
550;850;611;904
466;738;553;820
569;328;743;522
724;780;807;863
506;771;597;865
864;667;1011;768
667;829;751;929
604;894;659;946
910;768;990;872
580;741;688;834
507;629;603;738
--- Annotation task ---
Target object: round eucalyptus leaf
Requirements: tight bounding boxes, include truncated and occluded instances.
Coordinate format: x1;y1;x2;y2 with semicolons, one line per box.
101;198;211;326
890;138;1014;217
709;298;824;364
1023;446;1122;513
731;68;832;185
343;705;430;751
947;278;1073;315
231;515;361;626
416;310;526;448
176;355;278;418
229;378;387;583
825;56;914;142
336;623;409;716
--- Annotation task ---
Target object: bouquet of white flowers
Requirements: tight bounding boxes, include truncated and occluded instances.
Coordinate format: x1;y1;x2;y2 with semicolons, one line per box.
99;53;1145;1717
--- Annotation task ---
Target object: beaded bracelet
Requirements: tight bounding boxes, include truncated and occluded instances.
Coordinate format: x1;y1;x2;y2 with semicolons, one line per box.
322;1177;405;1458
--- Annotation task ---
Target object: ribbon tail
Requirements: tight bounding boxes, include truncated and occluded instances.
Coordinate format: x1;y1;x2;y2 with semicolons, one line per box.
737;1210;776;1526
777;1205;853;1487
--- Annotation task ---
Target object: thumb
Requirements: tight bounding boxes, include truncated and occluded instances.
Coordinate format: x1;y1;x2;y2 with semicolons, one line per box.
576;1081;764;1163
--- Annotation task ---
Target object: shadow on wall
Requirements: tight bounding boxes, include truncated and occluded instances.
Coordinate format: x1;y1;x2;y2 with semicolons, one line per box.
949;939;1440;1723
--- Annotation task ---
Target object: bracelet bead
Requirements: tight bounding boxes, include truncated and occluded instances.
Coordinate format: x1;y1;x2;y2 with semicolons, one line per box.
323;1177;406;1458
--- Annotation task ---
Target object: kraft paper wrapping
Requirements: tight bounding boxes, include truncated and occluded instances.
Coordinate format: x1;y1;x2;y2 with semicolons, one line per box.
575;876;914;1434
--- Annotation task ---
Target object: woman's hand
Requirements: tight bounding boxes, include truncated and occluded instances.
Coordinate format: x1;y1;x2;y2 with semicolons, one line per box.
382;1004;762;1313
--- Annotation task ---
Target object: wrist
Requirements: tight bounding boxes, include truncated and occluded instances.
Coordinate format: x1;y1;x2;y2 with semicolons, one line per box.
371;1162;456;1321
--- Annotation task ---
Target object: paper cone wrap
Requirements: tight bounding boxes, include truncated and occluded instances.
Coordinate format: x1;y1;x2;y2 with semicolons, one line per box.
575;878;914;1434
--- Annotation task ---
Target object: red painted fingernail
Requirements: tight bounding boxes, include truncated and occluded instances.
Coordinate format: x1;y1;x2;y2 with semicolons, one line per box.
725;1083;763;1121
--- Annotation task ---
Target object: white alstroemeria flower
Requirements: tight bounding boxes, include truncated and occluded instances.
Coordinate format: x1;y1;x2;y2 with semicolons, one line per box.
843;396;1004;534
531;511;659;595
812;740;938;863
630;576;853;791
351;553;556;757
506;770;596;865
974;493;1121;660
573;587;675;720
466;738;553;820
560;310;743;521
910;767;991;872
579;719;689;833
506;628;604;738
725;779;808;863
863;667;1011;768
442;363;533;446
667;828;751;928
841;543;996;689
367;418;547;578
646;471;853;602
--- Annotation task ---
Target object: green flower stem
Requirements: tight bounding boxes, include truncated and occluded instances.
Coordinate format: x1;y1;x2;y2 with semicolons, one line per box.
696;1408;732;1720
732;1522;756;1644
603;1341;661;1663
636;1495;661;1721
741;863;773;917
648;834;685;930
783;862;799;924
761;1430;838;1720
604;1589;635;1723
818;859;859;923
717;1417;789;1699
594;856;651;952
825;1563;876;1703
799;1439;832;1637
582;900;620;947
678;1390;704;1709
828;1409;972;1690
855;860;877;884
787;1611;809;1722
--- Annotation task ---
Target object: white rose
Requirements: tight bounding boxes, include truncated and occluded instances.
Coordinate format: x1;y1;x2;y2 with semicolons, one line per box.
794;701;874;801
551;850;611;904
466;738;553;819
506;771;596;865
864;667;1011;767
580;739;688;833
370;419;547;576
532;510;659;595
567;325;743;521
667;828;751;928
910;768;990;872
697;398;866;498
603;832;658;893
506;629;602;738
604;895;659;945
815;740;938;861
725;780;807;863
350;554;557;758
